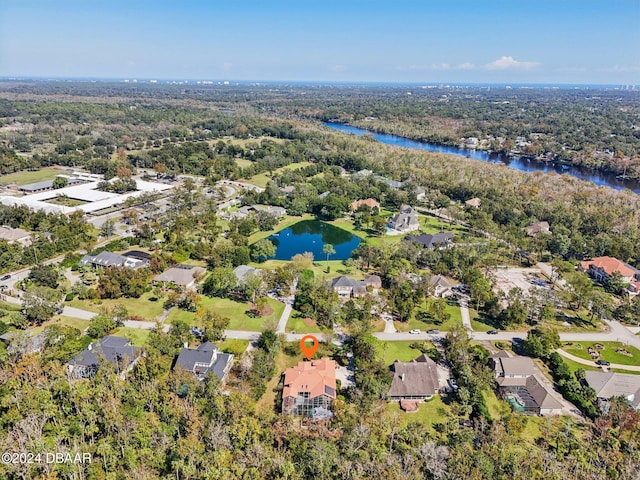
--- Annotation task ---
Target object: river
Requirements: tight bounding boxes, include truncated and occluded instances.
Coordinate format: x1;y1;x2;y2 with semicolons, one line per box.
324;122;640;193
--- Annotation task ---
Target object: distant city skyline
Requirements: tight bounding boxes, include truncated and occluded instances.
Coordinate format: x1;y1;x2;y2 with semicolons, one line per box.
1;0;638;85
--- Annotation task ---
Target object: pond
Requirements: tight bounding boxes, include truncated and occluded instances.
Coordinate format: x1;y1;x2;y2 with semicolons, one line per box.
266;220;362;261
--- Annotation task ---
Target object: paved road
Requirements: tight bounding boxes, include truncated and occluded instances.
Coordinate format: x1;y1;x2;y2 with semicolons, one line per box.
62;306;97;320
556;348;640;372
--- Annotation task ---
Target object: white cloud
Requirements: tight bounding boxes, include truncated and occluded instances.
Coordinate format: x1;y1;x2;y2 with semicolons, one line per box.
393;63;475;72
330;64;347;72
485;56;540;70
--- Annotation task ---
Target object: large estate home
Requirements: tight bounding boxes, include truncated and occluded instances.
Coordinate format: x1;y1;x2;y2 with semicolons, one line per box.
67;336;142;379
79;251;149;270
174;342;234;382
406;232;454;249
579;256;640;287
387;205;419;233
350;198;380;211
330;275;381;300
282;358;337;419
387;354;440;409
153;265;206;290
584;371;640;412
490;353;563;416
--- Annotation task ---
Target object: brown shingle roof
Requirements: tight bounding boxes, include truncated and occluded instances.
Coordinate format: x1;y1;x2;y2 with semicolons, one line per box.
387;355;439;398
580;256;637;278
350;198;380;211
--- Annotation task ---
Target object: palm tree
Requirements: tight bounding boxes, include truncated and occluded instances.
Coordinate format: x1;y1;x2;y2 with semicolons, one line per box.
323;243;335;262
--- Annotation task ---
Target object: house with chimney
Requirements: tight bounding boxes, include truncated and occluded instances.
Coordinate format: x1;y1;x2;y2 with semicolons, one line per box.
282;358;337;419
387;205;419;233
67;336;142;379
387;355;440;411
330;275;381;300
174;342;234;382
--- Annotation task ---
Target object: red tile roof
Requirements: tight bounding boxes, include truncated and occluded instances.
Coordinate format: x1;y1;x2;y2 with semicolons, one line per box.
350;198;380;211
283;358;337;401
580;256;636;278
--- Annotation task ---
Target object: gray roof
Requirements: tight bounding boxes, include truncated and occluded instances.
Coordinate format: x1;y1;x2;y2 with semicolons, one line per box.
19;177;85;192
0;225;31;242
153;265;205;286
407;232;454;248
175;342;234;381
79;251;147;269
585;371;640;402
429;274;452;289
233;265;260;284
388;355;439;398
69;336;141;370
494;356;537;377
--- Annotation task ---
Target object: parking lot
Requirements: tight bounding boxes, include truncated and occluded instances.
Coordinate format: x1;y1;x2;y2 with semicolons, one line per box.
492;267;551;297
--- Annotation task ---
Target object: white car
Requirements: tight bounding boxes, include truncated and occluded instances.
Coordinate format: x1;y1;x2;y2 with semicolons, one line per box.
409;329;421;334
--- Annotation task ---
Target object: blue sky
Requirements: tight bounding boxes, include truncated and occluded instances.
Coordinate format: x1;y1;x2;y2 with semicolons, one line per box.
1;0;638;84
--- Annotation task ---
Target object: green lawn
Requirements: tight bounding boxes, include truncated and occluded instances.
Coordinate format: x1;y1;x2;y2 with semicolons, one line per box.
234;158;253;169
286;314;323;333
217;338;250;356
379;340;434;365
420;215;468;236
559;354;599;375
168;296;285;331
483;389;511;420
67;292;166;320
112;327;150;346
385;396;451;430
0;167;63;186
394;301;463;332
562;341;640;367
256;344;303;414
0;300;22;312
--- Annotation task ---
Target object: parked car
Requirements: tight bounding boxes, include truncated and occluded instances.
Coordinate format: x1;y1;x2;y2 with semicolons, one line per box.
409;329;421;334
0;274;11;281
487;329;498;335
596;360;610;366
427;329;440;334
448;378;458;390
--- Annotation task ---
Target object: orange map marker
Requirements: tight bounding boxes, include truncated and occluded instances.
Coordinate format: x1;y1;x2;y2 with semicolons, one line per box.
300;335;319;360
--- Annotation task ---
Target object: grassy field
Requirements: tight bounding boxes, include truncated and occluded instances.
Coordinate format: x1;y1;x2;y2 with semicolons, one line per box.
217;338;250;356
167;296;285;331
234;158;253;169
379;340;434;365
394;302;463;333
385;396;451;430
67;292;166;320
29;315;91;335
562;341;640;367
112;327;150;346
0;167;63;186
286;314;323;333
0;300;22;312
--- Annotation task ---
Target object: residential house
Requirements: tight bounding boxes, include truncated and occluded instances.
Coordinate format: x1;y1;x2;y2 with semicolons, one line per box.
153;265;206;290
174;342;234;382
387;355;440;405
282;358;337;419
79;251;148;269
415;186;426;201
491;354;563;416
0;225;32;246
584;371;640;412
526;221;552;237
406;232;454;249
330;275;381;300
429;275;453;298
350;198;380;212
579;256;640;284
0;331;46;355
233;265;261;285
465;198;481;208
67;336;142;379
226;204;286;221
387;205;419;233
